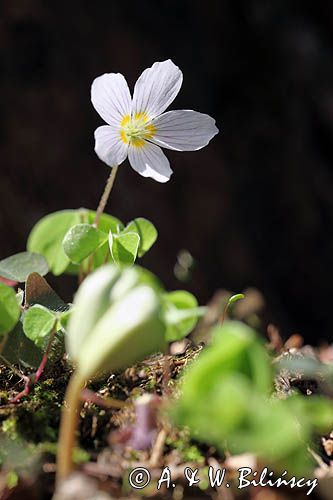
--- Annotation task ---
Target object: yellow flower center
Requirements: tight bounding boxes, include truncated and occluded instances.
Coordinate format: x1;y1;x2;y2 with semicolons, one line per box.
120;112;156;147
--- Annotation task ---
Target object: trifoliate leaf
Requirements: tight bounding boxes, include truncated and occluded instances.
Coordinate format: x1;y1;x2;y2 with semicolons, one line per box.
0;282;20;337
63;224;108;263
0;252;48;283
27;209;123;276
109;231;140;266
23;304;57;348
124;218;158;257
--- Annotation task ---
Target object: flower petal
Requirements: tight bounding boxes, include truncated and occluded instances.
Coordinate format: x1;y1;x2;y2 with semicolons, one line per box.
91;73;131;126
128;141;173;183
151;110;219;151
94;126;128;167
132;60;183;120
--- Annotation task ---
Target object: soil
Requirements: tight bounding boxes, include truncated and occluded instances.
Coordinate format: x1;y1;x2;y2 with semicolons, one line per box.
0;329;333;500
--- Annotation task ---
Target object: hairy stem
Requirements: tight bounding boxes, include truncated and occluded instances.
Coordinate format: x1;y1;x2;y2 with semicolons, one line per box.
93;166;119;228
56;370;85;485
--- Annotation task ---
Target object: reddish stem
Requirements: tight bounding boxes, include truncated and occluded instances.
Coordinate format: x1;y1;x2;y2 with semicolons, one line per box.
9;328;56;403
35;329;56;382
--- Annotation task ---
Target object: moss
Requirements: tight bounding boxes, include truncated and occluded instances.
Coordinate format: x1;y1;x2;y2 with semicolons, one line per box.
166;428;205;465
1;416;18;440
15;381;62;443
5;470;19;489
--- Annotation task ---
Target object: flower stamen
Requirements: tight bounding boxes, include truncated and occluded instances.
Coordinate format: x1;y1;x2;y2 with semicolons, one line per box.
120;112;156;147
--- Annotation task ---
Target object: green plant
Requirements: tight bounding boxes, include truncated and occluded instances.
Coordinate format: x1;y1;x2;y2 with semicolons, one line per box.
171;321;333;475
0;59;218;485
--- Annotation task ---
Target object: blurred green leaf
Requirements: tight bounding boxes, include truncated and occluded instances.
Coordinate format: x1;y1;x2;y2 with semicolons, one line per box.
124;218;157;257
63;224;108;263
0;252;48;283
23;305;56;348
171;320;332;475
135;266;164;292
67;266;121;361
109;231;140;266
162;290;203;342
0;283;20;337
67;265;166;380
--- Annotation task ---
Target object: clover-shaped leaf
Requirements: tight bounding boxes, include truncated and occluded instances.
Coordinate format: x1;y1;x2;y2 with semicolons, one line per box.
23;304;57;348
63;224;108;263
109;231;140;266
0;252;48;283
124;218;157;257
28;209;123;275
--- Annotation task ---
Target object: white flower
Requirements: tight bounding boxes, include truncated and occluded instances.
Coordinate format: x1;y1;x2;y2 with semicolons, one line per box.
91;60;219;183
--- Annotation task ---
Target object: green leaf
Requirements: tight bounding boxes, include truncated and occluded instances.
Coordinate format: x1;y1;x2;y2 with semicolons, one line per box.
0;283;20;337
58;309;72;331
82;211;123;271
67;266;121;361
227;293;245;307
170;321;322;475
0;252;48;283
1;320;43;368
162;290;202;342
25;272;69;313
28;210;81;275
27;209;123;276
75;286;165;379
135;266;164;292
23;305;56;348
63;224;108;263
109;231;140;266
67;265;166;380
124;218;157;257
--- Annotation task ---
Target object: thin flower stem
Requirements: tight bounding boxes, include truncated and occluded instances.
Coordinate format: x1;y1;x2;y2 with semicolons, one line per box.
84;166;119;277
93;166;119;228
56;370;85;484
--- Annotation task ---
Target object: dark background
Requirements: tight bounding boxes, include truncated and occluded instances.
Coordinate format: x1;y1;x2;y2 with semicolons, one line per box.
1;0;333;343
